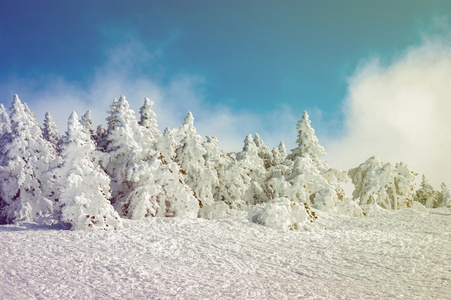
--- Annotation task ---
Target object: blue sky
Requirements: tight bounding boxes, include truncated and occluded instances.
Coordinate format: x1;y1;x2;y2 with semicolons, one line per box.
1;0;451;185
1;1;445;115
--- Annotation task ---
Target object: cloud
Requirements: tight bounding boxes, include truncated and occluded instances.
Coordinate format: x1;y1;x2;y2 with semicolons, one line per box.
325;31;451;188
0;41;300;153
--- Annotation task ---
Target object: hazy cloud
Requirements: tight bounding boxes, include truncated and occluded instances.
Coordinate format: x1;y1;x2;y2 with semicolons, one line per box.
325;32;451;187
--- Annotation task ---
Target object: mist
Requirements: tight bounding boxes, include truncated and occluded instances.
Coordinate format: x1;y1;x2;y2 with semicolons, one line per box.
325;35;451;188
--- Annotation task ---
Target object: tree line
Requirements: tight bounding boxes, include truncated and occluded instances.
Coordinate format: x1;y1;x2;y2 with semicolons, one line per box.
0;95;449;230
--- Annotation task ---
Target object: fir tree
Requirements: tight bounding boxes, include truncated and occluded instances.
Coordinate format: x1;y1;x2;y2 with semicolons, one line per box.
139;98;161;139
289;155;336;212
202;136;222;197
124;154;199;219
56;111;123;230
156;127;178;164
288;112;349;198
271;147;282;166
94;124;107;150
349;156;416;210
437;183;451;208
415;175;438;208
102;96;198;218
266;153;292;200
101;95;154;206
43;112;62;150
202;135;231;218
271;141;288;166
266;142;291;196
0;95;60;224
235;134;268;206
289;111;327;170
0;103;11;215
253;133;273;169
203;136;226;174
176;112;217;218
216;159;249;210
278;141;287;161
265;166;292;200
0;103;11;137
80;110;95;139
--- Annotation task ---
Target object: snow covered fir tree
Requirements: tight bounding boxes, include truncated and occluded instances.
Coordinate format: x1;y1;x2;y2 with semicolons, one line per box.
55;111;123;230
0;94;450;230
0;95;60;224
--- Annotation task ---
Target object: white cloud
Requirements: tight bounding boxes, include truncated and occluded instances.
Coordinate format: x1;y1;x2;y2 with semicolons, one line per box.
325;35;451;188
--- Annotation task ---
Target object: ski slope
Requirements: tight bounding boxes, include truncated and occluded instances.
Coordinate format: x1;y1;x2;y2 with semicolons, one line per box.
1;206;450;299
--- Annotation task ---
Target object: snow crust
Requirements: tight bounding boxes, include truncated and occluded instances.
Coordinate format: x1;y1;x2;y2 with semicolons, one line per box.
1;208;450;299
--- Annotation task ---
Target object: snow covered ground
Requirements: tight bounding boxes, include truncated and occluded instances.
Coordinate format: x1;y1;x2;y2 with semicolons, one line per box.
1;207;450;300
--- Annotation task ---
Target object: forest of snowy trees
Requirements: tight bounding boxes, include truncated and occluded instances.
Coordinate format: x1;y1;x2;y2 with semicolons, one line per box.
0;94;450;230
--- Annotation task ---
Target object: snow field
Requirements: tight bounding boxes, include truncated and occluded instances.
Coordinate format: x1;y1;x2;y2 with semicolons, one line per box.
1;207;450;299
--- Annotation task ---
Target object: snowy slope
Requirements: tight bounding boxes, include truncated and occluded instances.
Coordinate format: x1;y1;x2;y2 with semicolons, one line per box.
1;207;450;299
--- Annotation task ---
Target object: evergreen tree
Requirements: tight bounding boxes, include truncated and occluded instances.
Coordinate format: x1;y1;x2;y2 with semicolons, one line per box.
349;156;416;210
289;111;327;170
278;141;287;161
201;136;230;218
271;147;282;166
80;110;95;139
289;155;337;212
267;142;291;196
0;103;11;215
176;112;218;218
211;140;250;210
0;103;11;137
235;134;268;206
101;95;154;206
216;159;249;210
43;112;62;150
415;175;438;208
0;95;60;224
437;183;451;208
124;154;199;219
56;111;123;230
94;124;107;150
139;98;161;139
287;112;350;199
271;142;289;167
102;96;198;218
202;136;222;197
265;162;292;200
236;134;261;162
156;127;178;164
203;136;227;174
254;133;273;169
